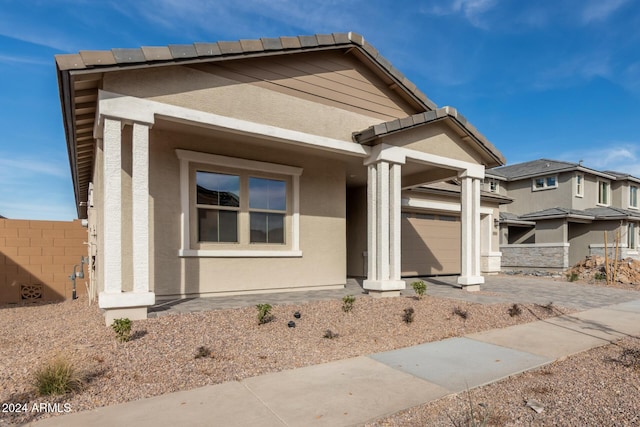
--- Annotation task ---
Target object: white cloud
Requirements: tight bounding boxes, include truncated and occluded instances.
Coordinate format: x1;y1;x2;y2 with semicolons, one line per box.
420;0;498;29
558;144;640;174
0;157;68;179
0;54;50;66
581;0;629;24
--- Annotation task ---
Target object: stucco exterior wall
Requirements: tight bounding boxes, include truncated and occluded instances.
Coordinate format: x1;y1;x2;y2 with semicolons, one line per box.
382;122;485;165
101;52;408;143
502;172;573;215
535;219;567;243
150;128;347;298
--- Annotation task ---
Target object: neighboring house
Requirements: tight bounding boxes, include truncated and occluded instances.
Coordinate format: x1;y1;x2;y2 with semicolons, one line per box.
56;32;506;324
487;159;640;269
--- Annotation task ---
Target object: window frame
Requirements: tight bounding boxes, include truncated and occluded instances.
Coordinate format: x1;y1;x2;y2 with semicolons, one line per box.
629;222;637;250
597;179;610;206
531;175;558;191
575;173;584;197
177;150;303;257
629;185;638;209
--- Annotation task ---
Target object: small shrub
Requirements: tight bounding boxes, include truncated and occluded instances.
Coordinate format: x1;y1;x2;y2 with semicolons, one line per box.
256;303;273;325
453;306;468;320
402;307;415;324
595;271;607;281
34;358;83;396
194;346;213;359
323;329;339;339
537;302;555;313
111;318;132;343
508;303;522;317
566;272;579;282
342;295;355;313
411;280;427;299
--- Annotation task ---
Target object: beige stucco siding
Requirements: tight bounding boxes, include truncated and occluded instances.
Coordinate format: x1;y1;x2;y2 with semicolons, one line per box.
148;128;346;297
102;52;419;143
503;172;572;215
535;219;567;243
568;221;622;266
380;122;489;165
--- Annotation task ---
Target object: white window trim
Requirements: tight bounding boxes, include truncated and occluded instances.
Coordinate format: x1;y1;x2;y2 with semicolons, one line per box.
575;173;584;198
531;175;558;191
629;185;638;210
176;149;302;257
597;179;611;206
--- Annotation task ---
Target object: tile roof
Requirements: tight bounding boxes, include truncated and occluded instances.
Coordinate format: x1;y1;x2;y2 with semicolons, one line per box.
352;107;506;165
488;158;640;182
488;159;581;179
519;207;594;220
514;206;640;221
55;32;437;110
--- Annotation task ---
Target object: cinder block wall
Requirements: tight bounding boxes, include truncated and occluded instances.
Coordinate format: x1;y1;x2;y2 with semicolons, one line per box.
0;219;88;304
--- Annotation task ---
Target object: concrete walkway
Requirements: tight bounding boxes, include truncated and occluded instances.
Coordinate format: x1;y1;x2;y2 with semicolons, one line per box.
29;277;640;427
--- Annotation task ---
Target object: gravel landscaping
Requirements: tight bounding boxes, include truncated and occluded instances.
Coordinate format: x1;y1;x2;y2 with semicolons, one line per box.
0;276;637;426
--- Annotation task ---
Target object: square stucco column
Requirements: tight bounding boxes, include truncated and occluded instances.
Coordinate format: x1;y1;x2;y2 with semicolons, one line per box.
364;161;405;297
458;175;484;290
99;119;155;324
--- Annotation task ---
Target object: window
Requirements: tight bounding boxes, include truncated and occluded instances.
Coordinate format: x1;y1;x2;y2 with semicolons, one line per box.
249;177;286;243
598;180;610;205
484;178;499;193
532;175;558;191
630;186;638;209
575;174;583;197
196;172;240;243
629;223;636;250
177;150;302;257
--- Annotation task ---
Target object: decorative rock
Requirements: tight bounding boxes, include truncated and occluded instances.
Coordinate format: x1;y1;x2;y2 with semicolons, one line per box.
287;321;296;328
293;311;301;319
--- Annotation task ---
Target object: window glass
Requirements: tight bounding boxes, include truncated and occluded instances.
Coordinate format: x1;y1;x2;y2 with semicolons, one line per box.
598;181;609;204
535;178;544;188
576;175;583;196
198;209;238;242
629;223;636;249
196;172;240;207
249;178;286;210
250;212;285;243
631;186;638;207
546;176;556;187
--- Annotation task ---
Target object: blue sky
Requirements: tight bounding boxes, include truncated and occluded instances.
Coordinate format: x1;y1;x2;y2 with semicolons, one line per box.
1;0;639;220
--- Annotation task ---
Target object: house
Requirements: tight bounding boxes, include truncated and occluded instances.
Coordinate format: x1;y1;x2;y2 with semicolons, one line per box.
55;32;506;324
487;159;640;269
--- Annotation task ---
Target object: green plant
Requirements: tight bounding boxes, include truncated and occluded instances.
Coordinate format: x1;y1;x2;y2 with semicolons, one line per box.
508;303;522;317
453;306;468;320
402;307;415;324
342;295;355;312
195;346;213;359
111;318;132;342
256;303;273;325
566;272;579;282
411;280;427;299
595;271;607;280
323;329;339;339
34;358;83;396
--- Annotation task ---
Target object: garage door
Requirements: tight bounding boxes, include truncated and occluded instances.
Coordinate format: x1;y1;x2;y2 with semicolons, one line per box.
401;212;461;276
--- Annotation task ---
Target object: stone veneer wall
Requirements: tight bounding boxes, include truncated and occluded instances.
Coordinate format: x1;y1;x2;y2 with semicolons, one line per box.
500;244;569;269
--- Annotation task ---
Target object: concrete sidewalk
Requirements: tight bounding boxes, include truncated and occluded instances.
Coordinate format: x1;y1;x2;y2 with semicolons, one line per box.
30;298;640;427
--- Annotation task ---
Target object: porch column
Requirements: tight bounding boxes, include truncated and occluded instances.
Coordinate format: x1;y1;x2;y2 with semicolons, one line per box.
99;118;155;325
458;174;484;290
364;160;405;296
102;118;122;295
132;122;150;293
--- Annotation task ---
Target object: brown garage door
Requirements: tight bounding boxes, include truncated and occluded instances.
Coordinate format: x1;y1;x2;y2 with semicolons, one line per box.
401;212;461;276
